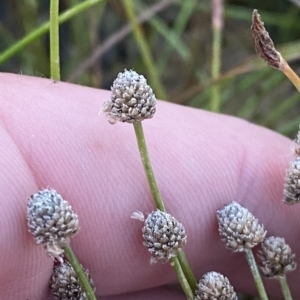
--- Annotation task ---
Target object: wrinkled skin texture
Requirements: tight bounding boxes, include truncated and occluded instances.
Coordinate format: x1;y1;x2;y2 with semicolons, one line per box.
0;73;298;299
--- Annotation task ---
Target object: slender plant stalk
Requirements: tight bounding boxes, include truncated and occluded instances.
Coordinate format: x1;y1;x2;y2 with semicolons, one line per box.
211;27;221;112
171;257;194;300
210;0;224;112
282;61;300;92
133;121;166;212
245;249;269;300
48;3;96;299
177;250;197;292
122;0;166;100
63;245;97;300
0;0;105;65
50;0;60;80
279;276;293;300
133;121;197;296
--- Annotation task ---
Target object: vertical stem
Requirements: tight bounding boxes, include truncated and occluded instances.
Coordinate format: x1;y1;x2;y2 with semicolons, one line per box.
171;257;194;300
50;0;61;80
63;245;97;300
133;121;166;212
245;249;269;300
210;0;224;112
177;250;197;292
122;0;166;100
133;121;197;294
279;276;293;300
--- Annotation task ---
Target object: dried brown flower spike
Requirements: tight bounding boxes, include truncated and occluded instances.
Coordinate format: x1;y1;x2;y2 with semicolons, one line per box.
195;271;237;300
27;189;80;259
251;9;284;70
133;210;187;264
102;69;156;124
258;236;297;278
251;9;300;92
217;201;266;252
50;259;95;300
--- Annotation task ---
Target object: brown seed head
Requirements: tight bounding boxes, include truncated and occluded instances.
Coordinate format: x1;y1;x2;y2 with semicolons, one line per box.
257;236;297;278
217;201;266;252
251;9;284;70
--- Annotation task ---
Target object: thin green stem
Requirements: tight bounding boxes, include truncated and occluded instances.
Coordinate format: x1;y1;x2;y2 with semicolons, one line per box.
133;121;165;212
171;257;194;300
50;0;60;80
210;0;224;112
63;245;97;300
279;276;293;300
211;27;221;112
245;249;269;300
0;0;105;65
133;121;197;295
122;0;166;100
177;250;197;292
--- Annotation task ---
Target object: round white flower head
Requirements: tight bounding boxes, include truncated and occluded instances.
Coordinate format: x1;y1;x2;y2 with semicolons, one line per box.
195;271;238;300
50;260;95;300
257;236;297;278
283;156;300;204
142;210;187;264
27;189;80;258
217;201;266;252
102;69;156;124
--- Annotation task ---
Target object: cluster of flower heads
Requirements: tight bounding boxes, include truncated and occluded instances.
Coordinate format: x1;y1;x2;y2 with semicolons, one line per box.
27;189;95;299
217;201;297;282
102;69;156;124
27;189;80;259
24;67;299;299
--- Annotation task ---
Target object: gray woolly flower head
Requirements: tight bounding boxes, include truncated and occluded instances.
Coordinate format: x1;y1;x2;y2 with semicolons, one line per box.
257;236;297;278
283;156;300;204
50;260;95;300
102;69;156;124
134;210;187;264
27;189;79;258
217;201;266;252
195;271;238;300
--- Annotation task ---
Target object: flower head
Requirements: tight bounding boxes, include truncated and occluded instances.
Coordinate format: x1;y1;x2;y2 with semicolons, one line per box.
27;189;80;258
141;210;187;263
257;236;297;278
283;156;300;204
195;271;238;300
50;259;95;300
251;9;284;70
102;69;156;124
217;201;266;252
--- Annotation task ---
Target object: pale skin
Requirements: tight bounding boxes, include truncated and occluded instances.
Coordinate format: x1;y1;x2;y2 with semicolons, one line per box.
0;72;298;299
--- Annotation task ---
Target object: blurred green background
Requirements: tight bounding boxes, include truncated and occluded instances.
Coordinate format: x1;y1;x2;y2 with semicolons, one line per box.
0;0;300;138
